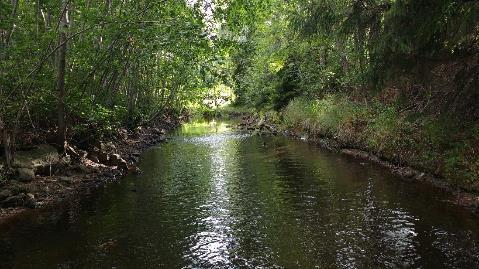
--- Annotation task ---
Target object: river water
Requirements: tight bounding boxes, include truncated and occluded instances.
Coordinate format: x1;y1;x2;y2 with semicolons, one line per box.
1;121;478;268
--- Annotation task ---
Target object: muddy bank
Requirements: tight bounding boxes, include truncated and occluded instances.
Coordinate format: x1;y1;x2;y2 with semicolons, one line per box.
0;115;182;223
237;114;479;213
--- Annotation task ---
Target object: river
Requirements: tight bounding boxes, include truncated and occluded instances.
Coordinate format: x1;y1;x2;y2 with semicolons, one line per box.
1;121;478;268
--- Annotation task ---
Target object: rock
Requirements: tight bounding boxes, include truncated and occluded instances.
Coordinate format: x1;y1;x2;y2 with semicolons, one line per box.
78;149;88;159
65;169;76;177
105;142;116;152
129;155;139;163
117;128;129;140
9;181;30;195
65;144;77;155
61;154;71;165
13;144;59;178
60;177;74;185
13;144;59;167
109;154;128;171
96;151;110;164
0;189;13;201
79;164;98;174
112;169;122;177
99;142;116;153
17;168;35;181
1;194;26;208
82;176;95;182
65;144;83;161
25;193;36;208
128;165;141;174
402;169;415;178
102;171;115;178
88;155;100;163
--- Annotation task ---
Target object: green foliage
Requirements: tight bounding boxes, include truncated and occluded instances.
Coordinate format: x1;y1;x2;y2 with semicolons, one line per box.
1;0;478;187
219;0;479;187
188;105;216;121
283;95;479;188
0;0;222;147
215;105;250;118
225;0;479;111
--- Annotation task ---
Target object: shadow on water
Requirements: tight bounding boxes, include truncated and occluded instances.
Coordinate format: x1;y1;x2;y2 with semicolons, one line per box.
0;120;478;268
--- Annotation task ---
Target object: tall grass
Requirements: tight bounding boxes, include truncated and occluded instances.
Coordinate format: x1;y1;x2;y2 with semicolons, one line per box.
283;95;479;188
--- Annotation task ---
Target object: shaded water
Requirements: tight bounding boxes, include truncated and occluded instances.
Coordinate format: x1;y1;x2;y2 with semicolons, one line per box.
1;121;479;268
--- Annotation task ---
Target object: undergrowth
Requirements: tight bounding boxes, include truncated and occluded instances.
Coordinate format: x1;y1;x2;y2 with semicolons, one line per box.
283;95;479;189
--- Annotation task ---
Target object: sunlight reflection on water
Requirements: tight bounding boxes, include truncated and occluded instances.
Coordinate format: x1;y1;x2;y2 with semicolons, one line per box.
0;121;478;268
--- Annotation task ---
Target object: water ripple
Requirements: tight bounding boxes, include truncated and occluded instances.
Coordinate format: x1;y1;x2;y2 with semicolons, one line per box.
0;122;478;268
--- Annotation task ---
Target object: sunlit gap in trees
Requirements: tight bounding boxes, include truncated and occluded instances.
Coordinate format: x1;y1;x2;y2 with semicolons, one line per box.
181;121;231;135
187;0;221;39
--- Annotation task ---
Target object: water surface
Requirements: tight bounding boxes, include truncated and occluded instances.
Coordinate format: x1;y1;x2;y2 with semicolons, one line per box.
1;121;478;268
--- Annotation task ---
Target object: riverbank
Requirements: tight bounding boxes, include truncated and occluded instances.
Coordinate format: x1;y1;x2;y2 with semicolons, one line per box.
2;118;479;268
0;115;181;223
236;98;479;213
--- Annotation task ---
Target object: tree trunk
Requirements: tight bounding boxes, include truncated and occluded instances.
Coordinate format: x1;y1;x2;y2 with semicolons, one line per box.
0;0;19;168
5;0;19;45
0;117;12;168
56;0;68;149
36;0;40;34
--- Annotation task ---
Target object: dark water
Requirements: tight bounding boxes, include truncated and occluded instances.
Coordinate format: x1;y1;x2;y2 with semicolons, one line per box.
1;121;479;268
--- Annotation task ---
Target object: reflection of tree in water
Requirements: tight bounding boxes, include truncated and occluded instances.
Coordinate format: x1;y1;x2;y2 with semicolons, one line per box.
2;125;479;268
246;137;424;267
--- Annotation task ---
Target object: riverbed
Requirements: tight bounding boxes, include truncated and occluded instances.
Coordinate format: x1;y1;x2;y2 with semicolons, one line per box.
1;121;478;268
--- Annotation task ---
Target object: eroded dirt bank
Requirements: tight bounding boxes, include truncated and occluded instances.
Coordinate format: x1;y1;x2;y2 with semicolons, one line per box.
0;115;182;223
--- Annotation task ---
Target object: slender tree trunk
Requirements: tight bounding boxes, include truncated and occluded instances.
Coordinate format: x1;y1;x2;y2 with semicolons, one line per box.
5;0;19;45
127;72;137;126
0;0;19;168
105;70;119;107
0;117;12;168
336;39;349;74
36;0;40;34
56;0;68;149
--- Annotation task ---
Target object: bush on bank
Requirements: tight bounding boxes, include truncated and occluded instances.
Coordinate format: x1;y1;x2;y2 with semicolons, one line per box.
283;95;479;189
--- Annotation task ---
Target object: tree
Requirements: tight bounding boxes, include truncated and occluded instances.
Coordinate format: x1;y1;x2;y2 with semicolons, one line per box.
56;0;68;149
